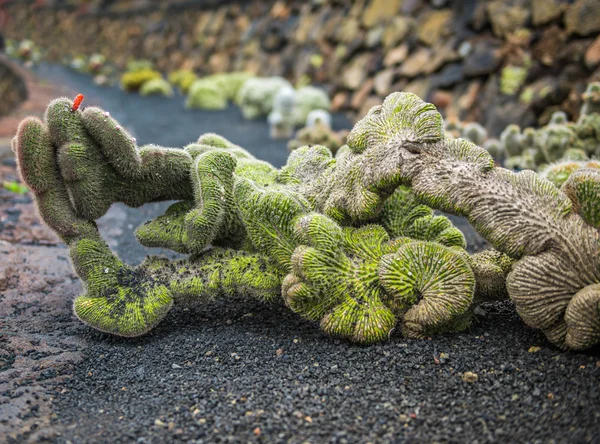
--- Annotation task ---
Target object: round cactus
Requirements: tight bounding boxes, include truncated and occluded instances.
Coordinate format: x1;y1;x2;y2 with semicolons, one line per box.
185;79;228;110
235;76;292;119
140;78;174;97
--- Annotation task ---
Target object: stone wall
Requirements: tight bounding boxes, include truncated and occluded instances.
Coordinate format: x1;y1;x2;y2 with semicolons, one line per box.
4;0;600;134
0;56;28;118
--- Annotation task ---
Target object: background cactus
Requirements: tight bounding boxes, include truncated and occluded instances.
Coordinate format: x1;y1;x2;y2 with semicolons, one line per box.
267;86;296;139
185;79;227;110
168;69;198;94
447;83;600;188
120;69;162;92
292;85;331;127
235;76;292;119
139;78;174;97
288;110;348;154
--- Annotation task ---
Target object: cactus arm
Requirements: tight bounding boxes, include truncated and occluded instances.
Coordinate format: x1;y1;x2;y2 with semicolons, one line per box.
14;116;174;337
44;98;193;222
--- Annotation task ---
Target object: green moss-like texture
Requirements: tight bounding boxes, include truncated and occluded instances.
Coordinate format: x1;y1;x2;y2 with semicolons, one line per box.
14;88;600;351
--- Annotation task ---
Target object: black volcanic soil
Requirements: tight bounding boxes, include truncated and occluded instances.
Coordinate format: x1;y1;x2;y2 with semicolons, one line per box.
1;64;599;443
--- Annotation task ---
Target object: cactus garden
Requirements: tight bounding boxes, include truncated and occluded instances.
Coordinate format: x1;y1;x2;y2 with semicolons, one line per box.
1;0;600;442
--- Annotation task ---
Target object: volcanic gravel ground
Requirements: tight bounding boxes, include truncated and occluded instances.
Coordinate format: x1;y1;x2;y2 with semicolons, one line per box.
2;64;599;443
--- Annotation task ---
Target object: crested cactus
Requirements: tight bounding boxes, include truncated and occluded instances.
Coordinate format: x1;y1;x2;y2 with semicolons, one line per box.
345;91;600;350
13;96;281;336
15;93;493;344
16;89;600;351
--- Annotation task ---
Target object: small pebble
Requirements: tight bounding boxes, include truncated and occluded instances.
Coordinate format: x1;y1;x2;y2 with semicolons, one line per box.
462;371;479;383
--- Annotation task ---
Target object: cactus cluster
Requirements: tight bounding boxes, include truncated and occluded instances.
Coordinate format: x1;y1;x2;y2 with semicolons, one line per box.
14;89;600;351
120;60;170;96
6;39;42;64
287;110;348;153
185;72;253;110
453;83;600;188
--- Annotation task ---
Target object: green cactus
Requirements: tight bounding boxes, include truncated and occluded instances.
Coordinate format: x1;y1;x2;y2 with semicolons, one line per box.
500;124;523;157
292;86;331;127
13;99;281;336
539;159;600;188
236;77;292;119
120;69;162;92
345;91;600;350
87;53;106;74
579;82;600;119
168;70;198;94
209;72;254;101
31;91;600;350
140;78;174;97
185;79;228;110
483;138;504;163
461;122;488;146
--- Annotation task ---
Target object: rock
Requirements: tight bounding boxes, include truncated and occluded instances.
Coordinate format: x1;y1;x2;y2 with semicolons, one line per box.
362;0;401;28
383;43;409;67
431;63;464;88
350;78;374;110
470;1;489;31
532;0;564;26
457;80;482;113
365;26;384;48
342;54;370;90
558;39;594;65
564;0;600;36
358;95;383;119
462;372;479;383
585;36;600;69
423;40;459;74
417;10;453;46
331;91;349;112
373;69;394;96
382;16;412;49
463;39;502;77
532;25;566;66
431;90;453;109
335;18;361;44
398;47;431;78
486;2;530;38
207;52;230;73
403;78;430;100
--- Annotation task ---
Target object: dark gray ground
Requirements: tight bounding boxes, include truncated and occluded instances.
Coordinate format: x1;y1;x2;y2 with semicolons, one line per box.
1;64;599;443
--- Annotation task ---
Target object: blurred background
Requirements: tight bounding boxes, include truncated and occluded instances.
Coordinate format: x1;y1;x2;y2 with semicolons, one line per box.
1;0;600;175
2;0;599;127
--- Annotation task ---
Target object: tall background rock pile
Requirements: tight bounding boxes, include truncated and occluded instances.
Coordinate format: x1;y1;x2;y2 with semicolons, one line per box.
3;0;600;135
